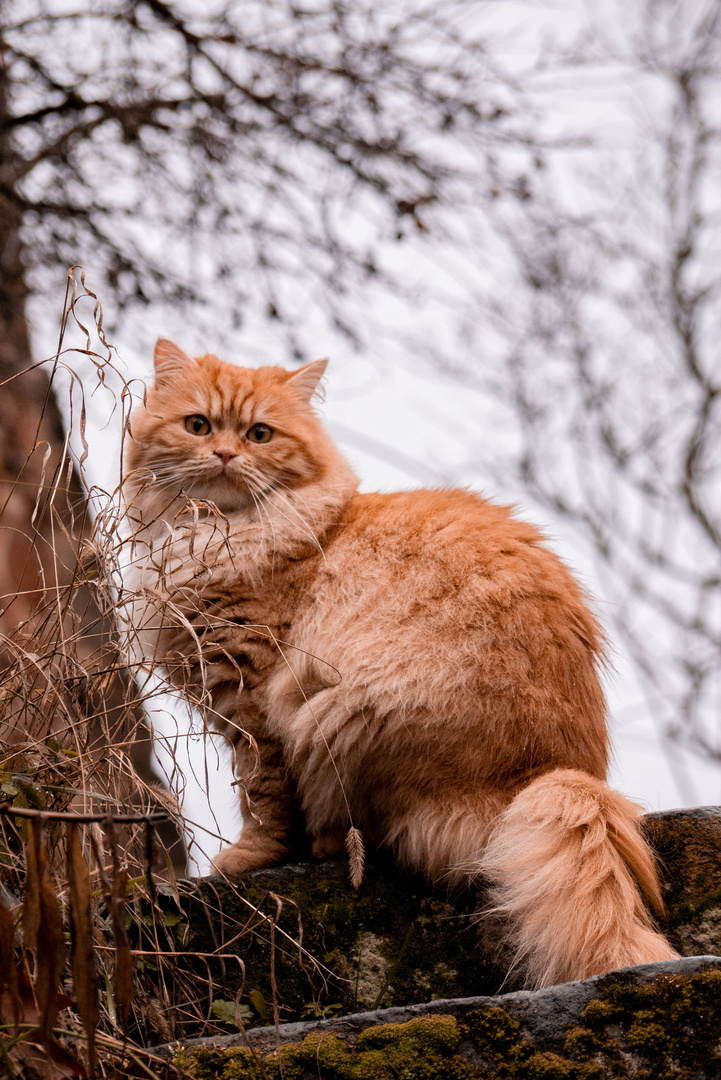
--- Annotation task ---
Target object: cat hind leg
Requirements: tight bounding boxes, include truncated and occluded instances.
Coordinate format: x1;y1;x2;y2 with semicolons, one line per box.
477;768;679;988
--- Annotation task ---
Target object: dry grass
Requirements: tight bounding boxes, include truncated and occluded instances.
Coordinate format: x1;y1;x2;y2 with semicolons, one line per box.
0;270;315;1078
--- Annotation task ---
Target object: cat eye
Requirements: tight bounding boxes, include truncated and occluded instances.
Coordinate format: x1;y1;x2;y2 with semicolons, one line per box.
185;415;211;436
246;423;274;444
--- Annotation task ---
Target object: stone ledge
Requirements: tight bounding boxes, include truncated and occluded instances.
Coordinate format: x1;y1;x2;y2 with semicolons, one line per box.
143;807;721;1060
155;957;721;1078
156;954;721;1057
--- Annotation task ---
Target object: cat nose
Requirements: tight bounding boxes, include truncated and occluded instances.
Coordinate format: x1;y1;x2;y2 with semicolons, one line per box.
214;449;237;466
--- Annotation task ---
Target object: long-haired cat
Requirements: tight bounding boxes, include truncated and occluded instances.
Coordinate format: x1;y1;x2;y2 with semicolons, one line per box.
122;338;678;989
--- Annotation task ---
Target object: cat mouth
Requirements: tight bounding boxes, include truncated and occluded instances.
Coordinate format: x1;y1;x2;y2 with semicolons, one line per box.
213;464;248;487
206;466;271;504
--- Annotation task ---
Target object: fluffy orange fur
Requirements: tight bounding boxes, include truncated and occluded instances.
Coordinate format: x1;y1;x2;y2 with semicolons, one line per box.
123;339;678;988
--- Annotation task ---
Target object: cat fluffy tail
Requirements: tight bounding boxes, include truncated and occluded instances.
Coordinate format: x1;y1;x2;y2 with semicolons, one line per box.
477;769;679;988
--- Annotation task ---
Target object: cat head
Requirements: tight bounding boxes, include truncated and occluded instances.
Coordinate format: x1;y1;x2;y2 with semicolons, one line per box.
126;339;343;514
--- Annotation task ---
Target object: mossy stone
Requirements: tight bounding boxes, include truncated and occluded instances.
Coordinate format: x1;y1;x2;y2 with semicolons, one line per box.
170;965;721;1079
643;807;721;954
159;858;507;1037
183;1015;477;1080
151;809;721;1050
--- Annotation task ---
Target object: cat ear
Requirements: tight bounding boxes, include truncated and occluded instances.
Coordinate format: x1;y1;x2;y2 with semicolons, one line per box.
153;338;196;384
288;358;328;404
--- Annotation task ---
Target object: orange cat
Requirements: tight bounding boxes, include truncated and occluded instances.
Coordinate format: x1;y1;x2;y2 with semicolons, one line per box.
123;339;678;988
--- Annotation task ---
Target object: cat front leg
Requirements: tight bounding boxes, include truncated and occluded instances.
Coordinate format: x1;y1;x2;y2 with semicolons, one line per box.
211;725;306;877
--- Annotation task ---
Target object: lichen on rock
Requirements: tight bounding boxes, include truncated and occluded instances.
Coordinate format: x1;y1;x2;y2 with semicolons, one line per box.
171;964;721;1079
676;905;721;956
340;931;392;1009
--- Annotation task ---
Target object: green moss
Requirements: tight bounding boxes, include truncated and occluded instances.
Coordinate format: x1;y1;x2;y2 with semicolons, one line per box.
183;1015;473;1079
461;1006;521;1058
563;1027;602;1062
219;1049;266;1080
508;1053;580;1080
579;1000;614;1025
285;1031;356;1076
180;1046;265;1080
357;1015;461;1055
579;968;721;1074
177;966;721;1079
271;1017;474;1080
460;1007;602;1079
171;1045;187;1068
624;1014;668;1057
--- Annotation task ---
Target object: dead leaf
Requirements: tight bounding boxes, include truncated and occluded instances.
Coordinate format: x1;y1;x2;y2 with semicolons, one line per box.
143;996;173;1043
101;820;134;1033
10;1030;87;1079
24;818;65;1046
67;823;99;1074
110;866;134;1031
0;896;20;1027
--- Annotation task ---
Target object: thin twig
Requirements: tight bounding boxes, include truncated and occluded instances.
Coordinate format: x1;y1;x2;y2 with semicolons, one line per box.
0;803;169;824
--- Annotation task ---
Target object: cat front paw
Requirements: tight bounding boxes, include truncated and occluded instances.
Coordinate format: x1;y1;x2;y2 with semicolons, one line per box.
211;838;291;878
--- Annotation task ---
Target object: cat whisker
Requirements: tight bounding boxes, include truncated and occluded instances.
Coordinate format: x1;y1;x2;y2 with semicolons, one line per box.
272;478;322;518
264;486;326;561
239;469;289;559
273;476;336;534
144;464;198;490
265;495;325;562
247;484;276;561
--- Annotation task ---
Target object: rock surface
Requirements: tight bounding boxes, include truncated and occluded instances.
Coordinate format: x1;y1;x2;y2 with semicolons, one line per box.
170;854;509;1025
642;806;721;956
148;808;721;1074
160;957;721;1077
